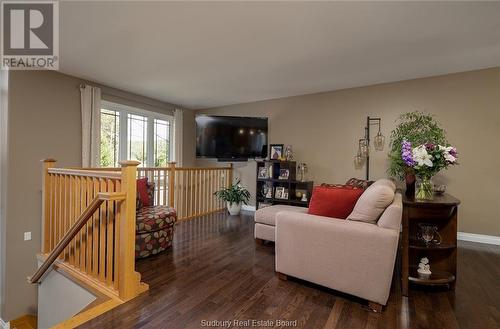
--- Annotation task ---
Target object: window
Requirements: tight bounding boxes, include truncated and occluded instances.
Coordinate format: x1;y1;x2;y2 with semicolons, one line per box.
100;101;173;167
127;113;148;165
100;109;120;167
154;119;170;167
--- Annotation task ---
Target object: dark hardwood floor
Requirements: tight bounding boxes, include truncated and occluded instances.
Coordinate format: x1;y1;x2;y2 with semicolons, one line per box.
78;212;500;329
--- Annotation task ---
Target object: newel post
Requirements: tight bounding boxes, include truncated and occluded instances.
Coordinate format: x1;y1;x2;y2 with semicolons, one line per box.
118;160;140;300
41;159;56;253
168;162;176;208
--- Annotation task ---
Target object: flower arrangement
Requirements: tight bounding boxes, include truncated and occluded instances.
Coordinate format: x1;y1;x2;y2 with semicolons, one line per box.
388;112;448;180
401;139;458;199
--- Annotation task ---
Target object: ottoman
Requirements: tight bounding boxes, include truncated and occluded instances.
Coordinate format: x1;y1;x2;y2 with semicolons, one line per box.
135;206;177;258
254;205;308;242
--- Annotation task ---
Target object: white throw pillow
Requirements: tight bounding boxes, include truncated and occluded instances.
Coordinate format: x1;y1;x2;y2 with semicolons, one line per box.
347;179;396;224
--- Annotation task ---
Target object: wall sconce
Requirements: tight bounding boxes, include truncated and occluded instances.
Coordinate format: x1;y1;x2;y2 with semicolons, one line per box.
358;138;369;158
373;125;385;151
354;149;364;169
354;116;385;179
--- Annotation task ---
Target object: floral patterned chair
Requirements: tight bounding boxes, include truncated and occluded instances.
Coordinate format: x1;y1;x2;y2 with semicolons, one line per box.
135;181;177;259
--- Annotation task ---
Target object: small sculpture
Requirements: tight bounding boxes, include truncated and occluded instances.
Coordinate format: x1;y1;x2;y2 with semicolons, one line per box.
301;193;308;202
284;145;293;161
417;257;431;279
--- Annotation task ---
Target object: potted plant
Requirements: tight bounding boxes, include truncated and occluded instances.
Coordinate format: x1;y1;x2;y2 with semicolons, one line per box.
214;180;251;215
388;112;458;200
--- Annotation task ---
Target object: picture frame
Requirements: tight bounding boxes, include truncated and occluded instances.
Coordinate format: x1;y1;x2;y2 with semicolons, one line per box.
269;144;284;160
265;187;273;199
278;169;290;180
258;167;268;179
274;186;288;200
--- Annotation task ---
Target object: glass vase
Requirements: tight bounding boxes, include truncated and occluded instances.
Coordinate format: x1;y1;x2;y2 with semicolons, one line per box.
415;176;434;200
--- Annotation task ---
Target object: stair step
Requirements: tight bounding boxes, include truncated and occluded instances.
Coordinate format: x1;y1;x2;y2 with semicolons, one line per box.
10;315;37;329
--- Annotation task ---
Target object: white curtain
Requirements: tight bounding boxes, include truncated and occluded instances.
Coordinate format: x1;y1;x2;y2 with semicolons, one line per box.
80;84;101;167
174;108;183;166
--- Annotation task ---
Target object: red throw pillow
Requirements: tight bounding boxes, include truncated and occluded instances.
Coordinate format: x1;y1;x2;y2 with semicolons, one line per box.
308;185;364;219
137;178;151;206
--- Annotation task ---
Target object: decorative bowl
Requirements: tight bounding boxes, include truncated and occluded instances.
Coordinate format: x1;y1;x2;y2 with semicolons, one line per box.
434;184;447;195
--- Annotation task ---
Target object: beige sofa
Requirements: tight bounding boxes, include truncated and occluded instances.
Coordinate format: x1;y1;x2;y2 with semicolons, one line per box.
255;179;402;311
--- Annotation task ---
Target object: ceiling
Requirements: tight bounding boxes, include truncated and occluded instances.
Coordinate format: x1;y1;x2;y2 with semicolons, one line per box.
59;1;500;109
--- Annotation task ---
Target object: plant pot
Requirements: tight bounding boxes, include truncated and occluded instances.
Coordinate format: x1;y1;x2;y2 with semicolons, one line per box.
227;202;242;216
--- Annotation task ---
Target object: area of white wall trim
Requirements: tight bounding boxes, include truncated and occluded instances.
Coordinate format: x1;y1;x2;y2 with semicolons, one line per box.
0;318;10;329
457;232;500;246
242;205;256;212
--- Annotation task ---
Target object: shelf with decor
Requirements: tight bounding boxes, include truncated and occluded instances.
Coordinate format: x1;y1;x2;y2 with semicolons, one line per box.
256;160;313;210
402;193;460;296
408;267;456;285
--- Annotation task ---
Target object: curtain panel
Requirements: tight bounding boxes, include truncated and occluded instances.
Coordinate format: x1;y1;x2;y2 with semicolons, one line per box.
80;84;101;167
174;108;183;166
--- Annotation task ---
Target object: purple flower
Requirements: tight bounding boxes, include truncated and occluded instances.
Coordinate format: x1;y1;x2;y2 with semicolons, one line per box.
449;147;457;158
402;140;415;167
425;143;436;151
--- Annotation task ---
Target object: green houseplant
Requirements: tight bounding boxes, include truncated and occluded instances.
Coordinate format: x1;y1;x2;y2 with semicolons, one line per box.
214;180;251;215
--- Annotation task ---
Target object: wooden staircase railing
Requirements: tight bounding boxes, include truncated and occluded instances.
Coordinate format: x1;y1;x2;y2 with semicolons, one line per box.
30;159;147;303
75;162;234;221
29;194;106;284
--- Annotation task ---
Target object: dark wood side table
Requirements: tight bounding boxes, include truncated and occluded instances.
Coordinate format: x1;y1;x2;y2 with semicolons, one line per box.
402;193;460;296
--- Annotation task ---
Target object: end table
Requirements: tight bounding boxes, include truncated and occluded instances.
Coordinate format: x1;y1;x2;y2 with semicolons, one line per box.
402;193;460;296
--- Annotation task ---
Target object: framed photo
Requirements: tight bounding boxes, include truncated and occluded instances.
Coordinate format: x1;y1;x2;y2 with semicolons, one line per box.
274;187;288;199
258;167;268;179
265;186;273;199
274;187;284;199
270;144;284;160
278;169;289;180
283;191;289;200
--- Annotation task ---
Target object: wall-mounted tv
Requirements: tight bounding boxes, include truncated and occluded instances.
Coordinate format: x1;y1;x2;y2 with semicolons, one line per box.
196;115;268;160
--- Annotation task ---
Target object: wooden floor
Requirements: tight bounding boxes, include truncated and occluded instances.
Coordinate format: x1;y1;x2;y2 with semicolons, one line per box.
78;212;500;329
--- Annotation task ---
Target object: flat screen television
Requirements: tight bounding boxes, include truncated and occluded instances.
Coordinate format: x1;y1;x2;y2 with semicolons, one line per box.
196;115;268;160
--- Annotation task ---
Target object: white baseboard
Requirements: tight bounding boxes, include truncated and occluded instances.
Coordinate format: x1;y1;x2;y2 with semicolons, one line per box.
457;232;500;246
0;318;10;329
242;205;256;212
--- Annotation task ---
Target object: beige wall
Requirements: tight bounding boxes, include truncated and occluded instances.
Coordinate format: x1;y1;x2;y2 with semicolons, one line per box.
195;68;500;237
0;70;9;321
2;70;185;321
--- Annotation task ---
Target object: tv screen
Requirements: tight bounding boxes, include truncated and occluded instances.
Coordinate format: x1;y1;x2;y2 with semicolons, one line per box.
196;115;268;159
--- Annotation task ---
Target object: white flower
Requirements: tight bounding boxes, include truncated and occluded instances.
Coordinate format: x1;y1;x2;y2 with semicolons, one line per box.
438;145;457;163
412;145;433;167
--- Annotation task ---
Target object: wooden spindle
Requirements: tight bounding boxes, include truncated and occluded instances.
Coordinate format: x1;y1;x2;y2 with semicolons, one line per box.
168;162;176;208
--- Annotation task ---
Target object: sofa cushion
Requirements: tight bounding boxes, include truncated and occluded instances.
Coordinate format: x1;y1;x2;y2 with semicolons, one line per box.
347;179;396;224
345;178;374;189
137;178;151;207
308;186;364;219
136;206;177;233
377;193;403;231
254;205;308;226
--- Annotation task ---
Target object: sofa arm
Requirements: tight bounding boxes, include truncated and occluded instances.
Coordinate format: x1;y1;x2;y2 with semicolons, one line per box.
275;211;399;305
